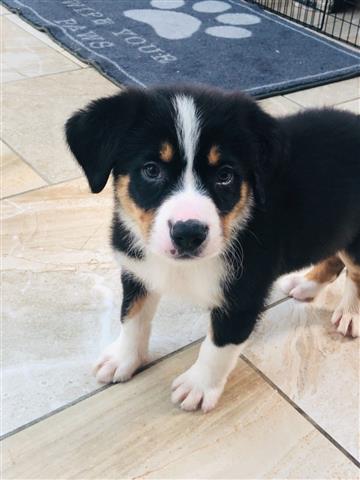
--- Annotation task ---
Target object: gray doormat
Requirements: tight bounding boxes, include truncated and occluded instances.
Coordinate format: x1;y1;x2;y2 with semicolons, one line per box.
3;0;359;97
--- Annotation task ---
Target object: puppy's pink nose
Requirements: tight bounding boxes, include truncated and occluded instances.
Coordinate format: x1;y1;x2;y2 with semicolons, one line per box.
170;220;208;254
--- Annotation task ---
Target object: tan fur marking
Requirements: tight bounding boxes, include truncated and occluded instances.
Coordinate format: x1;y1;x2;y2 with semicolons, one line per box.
127;295;146;318
306;255;344;284
208;145;220;166
160;142;174;162
221;182;249;239
339;251;360;297
116;175;154;239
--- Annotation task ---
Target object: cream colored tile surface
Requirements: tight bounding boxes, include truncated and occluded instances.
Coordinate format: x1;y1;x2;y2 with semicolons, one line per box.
7;14;88;68
1;16;80;80
245;274;360;460
3;344;358;479
1;61;25;83
258;96;302;116
2;68;119;183
285;77;360;107
1;141;46;198
336;98;360;114
2;178;209;434
0;5;9;14
2;177;286;435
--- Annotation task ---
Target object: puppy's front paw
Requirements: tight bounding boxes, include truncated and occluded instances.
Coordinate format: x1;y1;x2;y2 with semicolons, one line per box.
331;307;359;338
93;341;143;384
171;366;224;413
278;273;322;301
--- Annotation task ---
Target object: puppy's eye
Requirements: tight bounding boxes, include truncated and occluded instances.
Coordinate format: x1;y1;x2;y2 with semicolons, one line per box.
142;162;162;181
215;166;234;186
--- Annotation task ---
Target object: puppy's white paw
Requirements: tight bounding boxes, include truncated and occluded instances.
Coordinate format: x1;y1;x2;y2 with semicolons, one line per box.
171;366;224;413
278;273;322;301
93;341;143;384
331;308;359;338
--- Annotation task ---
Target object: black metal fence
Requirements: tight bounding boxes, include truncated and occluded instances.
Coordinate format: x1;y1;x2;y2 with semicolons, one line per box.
248;0;360;47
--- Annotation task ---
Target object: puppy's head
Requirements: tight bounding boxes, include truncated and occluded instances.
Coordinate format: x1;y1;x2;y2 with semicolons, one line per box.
65;86;280;261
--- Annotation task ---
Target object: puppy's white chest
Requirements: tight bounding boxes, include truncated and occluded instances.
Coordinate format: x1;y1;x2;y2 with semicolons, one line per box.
117;252;224;308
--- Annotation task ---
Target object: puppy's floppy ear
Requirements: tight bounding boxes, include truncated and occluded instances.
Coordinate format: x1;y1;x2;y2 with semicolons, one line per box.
65;88;146;193
248;105;282;206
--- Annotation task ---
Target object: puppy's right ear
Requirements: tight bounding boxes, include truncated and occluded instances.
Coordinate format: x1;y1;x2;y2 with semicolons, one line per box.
65;89;146;193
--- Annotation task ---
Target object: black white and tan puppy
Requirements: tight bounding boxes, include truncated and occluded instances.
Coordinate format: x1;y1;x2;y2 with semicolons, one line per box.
65;85;360;412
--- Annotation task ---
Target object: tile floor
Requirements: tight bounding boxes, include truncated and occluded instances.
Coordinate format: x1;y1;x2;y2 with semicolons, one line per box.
1;6;360;479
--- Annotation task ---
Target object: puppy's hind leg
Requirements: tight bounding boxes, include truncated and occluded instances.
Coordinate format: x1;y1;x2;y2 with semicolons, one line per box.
279;255;344;301
94;271;160;383
332;249;360;338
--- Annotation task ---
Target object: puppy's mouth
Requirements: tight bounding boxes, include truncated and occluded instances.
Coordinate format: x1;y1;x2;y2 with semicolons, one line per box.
169;248;203;261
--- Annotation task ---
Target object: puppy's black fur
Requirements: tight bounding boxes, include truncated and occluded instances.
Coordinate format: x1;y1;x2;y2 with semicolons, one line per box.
66;86;360;348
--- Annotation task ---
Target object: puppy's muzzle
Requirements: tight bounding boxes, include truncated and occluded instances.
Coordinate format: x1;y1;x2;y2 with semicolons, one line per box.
170;220;209;257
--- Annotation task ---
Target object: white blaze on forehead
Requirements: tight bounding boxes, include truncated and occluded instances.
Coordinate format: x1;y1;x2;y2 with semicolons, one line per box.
172;94;201;188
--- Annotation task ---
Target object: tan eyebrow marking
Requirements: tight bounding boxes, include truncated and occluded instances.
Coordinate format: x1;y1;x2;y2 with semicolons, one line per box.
159;142;174;162
208;145;221;166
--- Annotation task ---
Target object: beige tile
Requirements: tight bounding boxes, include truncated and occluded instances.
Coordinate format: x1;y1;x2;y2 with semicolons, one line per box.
1;61;25;83
2;343;358;479
2;68;119;183
2;177;113;272
1;16;81;80
7;14;88;68
2;175;285;434
0;5;10;15
244;274;360;460
285;77;360;108
2;178;209;434
258;96;302;117
1;141;46;198
336;98;360;114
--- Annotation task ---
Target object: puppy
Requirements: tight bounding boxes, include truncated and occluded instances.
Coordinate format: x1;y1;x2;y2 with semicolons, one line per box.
66;85;360;412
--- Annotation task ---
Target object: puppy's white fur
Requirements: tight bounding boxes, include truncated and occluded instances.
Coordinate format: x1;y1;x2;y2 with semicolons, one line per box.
117;251;225;309
173;94;201;189
278;273;325;300
171;334;245;412
149;188;224;260
94;292;160;383
331;276;360;337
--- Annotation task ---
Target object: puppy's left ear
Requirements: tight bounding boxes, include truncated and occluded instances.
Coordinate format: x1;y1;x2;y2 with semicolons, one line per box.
249;105;283;206
65;89;146;193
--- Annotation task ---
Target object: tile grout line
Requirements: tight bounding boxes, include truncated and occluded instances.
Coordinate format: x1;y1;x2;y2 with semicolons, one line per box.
287;95;360;109
5;12;86;69
0;297;291;442
1;139;50;184
284;91;360;108
1;137;83;188
240;354;360;468
0;337;203;442
2;64;90;86
0;173;85;201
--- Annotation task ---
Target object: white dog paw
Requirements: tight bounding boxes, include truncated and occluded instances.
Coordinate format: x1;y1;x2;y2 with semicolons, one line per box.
278;273;322;301
171;366;224;412
93;341;144;384
331;308;359;338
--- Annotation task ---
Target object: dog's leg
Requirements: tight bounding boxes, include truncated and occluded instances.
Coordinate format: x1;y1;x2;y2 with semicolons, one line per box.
94;271;160;383
171;332;245;413
279;255;344;301
171;297;261;413
331;250;360;337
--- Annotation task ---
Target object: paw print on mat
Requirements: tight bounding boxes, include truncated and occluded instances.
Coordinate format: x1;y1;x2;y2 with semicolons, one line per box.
124;0;261;40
